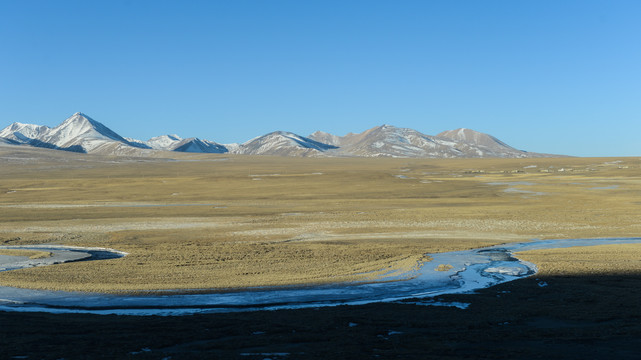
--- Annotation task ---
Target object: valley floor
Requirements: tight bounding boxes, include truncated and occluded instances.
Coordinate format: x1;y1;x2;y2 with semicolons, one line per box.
0;148;640;358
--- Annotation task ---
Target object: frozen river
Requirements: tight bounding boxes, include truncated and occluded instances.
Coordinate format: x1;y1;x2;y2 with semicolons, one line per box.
1;238;640;316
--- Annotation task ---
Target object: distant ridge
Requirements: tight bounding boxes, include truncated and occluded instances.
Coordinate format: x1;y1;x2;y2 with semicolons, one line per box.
173;138;228;153
128;134;228;153
235;131;339;157
0;112;562;158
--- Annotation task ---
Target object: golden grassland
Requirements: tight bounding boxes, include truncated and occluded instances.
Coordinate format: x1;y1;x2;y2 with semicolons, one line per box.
0;146;640;293
0;249;52;259
517;243;641;276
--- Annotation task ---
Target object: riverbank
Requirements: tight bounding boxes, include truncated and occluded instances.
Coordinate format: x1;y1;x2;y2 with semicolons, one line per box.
3;271;641;359
2;238;639;315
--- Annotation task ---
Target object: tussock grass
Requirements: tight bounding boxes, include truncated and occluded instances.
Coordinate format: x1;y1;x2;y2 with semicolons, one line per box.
0;150;640;292
435;264;454;271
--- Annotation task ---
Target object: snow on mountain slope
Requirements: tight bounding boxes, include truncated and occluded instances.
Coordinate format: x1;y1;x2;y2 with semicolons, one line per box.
308;131;342;146
38;112;150;152
0;112;560;158
0;113;226;155
309;125;550;158
437;128;514;150
339;125;447;157
130;134;228;153
0;123;50;143
0;113;151;154
436;128;531;157
146;134;183;150
223;143;241;153
124;137;150;148
172;138;228;153
310;125;464;158
237;131;338;156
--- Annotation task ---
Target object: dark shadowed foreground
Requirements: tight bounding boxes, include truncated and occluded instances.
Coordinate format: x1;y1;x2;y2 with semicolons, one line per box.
2;273;641;360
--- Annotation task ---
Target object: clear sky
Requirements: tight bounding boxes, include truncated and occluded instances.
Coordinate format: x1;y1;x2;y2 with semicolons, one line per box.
1;0;639;156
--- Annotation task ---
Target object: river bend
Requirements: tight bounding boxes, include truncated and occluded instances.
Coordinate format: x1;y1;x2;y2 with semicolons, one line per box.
0;238;639;315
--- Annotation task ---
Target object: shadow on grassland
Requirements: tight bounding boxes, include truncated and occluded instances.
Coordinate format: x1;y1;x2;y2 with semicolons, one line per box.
1;273;641;360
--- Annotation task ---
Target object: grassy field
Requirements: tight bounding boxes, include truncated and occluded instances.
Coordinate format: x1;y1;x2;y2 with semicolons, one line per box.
0;146;640;293
0;249;52;259
517;243;641;276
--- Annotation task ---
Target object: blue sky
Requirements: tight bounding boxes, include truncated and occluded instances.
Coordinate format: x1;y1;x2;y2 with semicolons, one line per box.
1;0;639;156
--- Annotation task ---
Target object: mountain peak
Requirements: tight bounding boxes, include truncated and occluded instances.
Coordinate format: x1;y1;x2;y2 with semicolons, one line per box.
238;130;338;156
308;130;341;146
172;137;228;153
0;122;50;142
437;128;516;153
438;128;498;142
36;112;150;152
146;134;184;150
60;112;95;127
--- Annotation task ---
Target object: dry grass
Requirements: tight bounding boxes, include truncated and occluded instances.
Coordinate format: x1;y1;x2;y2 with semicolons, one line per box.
0;249;52;259
517;243;641;276
0;147;639;292
435;264;454;272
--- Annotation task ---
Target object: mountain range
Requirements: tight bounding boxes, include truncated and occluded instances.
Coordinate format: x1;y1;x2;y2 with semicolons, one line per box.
0;112;557;158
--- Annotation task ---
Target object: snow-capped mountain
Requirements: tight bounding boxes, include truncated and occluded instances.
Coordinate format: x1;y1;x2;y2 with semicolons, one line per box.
0;122;50;143
44;112;151;153
436;128;526;157
307;125;547;158
172;138;228;153
309;125;454;158
124;137;151;148
0;112;150;154
146;134;183;150
308;131;342;147
235;131;339;156
0;112;560;158
129;134;228;153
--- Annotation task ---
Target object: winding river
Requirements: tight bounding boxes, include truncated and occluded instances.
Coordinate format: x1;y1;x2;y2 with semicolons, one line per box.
0;238;640;316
